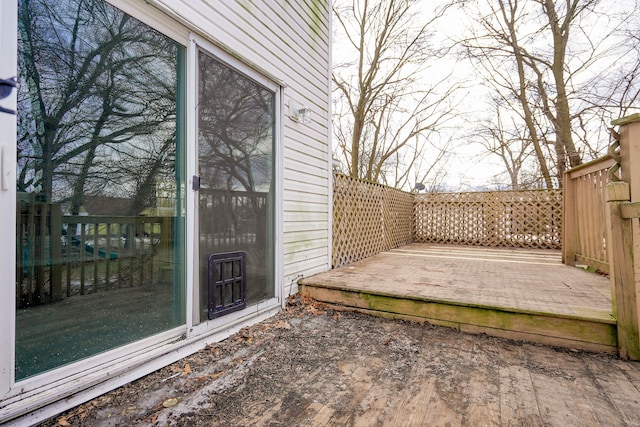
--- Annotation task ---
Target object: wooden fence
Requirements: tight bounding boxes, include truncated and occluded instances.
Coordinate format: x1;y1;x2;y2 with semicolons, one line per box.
414;190;563;249
16;189;268;309
332;174;413;268
16;196;171;309
562;155;616;273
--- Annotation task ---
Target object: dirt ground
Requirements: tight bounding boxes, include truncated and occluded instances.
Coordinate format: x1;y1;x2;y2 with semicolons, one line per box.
41;295;640;427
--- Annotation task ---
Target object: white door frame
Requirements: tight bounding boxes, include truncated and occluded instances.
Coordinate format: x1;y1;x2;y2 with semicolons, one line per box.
0;0;18;396
187;33;283;335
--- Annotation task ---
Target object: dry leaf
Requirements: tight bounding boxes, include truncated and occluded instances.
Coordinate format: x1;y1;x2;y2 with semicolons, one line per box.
273;320;291;330
57;417;71;426
307;305;324;316
180;363;191;377
210;371;224;380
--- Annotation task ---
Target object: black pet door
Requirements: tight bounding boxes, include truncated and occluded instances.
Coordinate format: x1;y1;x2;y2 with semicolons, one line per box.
208;251;247;320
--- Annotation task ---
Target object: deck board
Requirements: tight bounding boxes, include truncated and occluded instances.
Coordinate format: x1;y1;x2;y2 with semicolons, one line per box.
300;243;616;353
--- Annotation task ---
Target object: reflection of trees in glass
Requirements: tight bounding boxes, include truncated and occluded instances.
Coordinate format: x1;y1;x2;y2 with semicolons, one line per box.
17;0;181;215
198;51;274;194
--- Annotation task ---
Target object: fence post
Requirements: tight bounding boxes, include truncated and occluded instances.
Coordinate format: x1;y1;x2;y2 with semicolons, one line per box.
562;172;576;266
608;113;640;360
50;203;62;302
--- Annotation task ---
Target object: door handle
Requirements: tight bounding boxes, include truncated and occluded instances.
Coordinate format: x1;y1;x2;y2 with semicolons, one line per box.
0;77;17;115
1;145;9;191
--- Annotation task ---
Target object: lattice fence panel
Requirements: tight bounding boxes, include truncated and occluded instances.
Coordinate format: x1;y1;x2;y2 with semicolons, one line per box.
332;174;413;268
414;190;563;249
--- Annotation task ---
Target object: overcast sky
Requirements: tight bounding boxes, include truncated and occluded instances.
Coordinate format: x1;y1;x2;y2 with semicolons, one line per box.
332;0;640;191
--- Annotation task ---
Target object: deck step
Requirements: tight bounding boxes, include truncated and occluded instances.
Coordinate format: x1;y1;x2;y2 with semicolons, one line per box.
299;283;617;354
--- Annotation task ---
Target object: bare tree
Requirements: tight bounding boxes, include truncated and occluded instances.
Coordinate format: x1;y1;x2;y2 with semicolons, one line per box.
458;0;640;188
473;105;538;190
17;0;180;213
332;0;460;189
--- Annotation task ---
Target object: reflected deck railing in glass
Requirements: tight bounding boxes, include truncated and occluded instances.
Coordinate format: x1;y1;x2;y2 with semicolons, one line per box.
17;199;174;308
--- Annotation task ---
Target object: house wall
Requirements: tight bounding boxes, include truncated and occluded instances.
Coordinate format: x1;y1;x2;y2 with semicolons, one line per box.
151;0;333;295
0;0;331;423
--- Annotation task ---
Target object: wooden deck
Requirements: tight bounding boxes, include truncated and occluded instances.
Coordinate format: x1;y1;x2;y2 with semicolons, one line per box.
300;244;617;354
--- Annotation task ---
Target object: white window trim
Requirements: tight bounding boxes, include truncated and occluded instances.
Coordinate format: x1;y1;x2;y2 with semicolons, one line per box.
106;0;189;44
0;0;18;398
1;0;192;403
191;33;280;96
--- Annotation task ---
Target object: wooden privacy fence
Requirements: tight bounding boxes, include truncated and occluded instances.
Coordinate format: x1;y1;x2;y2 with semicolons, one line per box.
414;190;563;249
563;155;616;273
332;174;413;268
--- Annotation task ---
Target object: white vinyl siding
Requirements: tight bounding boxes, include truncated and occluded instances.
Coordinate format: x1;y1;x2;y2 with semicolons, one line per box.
151;0;332;294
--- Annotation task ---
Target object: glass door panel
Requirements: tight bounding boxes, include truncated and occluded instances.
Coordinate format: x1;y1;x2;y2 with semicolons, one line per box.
197;50;275;322
15;0;186;380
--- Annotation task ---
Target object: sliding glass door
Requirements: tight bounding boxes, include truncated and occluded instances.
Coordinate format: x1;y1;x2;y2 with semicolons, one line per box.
197;49;276;322
7;0;279;383
14;0;186;380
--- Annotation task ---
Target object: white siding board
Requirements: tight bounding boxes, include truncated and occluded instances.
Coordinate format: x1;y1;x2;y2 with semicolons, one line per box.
284;200;328;213
230;1;330;73
199;0;330;74
283;220;329;234
284;239;328;256
285;121;330;146
218;2;330;94
284;169;328;189
286;127;329;152
286;117;331;141
284;192;328;207
284;143;327;168
283;150;328;169
282;239;329;257
283;135;328;156
284;257;330;278
251;2;330;68
284;159;327;180
157;1;330;107
282;194;327;211
284;211;328;223
283;180;331;197
285;139;329;164
283;261;329;295
284;229;328;243
284;258;330;277
284;246;328;265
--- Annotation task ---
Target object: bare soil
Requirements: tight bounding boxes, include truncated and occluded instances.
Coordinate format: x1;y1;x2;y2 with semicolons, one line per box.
41;295;640;427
